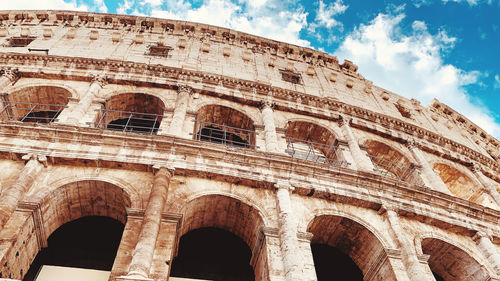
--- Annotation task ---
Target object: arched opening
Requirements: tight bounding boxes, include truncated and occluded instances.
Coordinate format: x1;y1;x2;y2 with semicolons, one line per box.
170;227;254;281
364;140;423;185
422;238;489;281
22;216;124;281
170;195;264;281
0;86;71;123
96;93;165;134
285;121;346;167
308;215;397;281
7;180;131;281
194;105;256;148
433;163;484;203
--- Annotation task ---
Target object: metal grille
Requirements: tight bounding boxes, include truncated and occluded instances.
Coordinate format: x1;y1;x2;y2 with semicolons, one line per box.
367;153;424;185
285;137;348;167
0;101;66;123
92;109;163;135
195;120;255;149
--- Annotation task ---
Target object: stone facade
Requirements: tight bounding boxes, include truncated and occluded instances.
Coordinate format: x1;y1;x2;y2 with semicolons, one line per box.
0;10;499;281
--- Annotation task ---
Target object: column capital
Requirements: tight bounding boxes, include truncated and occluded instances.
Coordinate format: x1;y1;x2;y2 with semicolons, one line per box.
378;204;399;215
152;164;175;177
405;138;420;150
471;162;483;173
90;73;108;87
473;231;493;243
21;153;47;166
273;180;294;191
176;84;193;95
337;115;352;127
259;99;276;111
1;68;20;83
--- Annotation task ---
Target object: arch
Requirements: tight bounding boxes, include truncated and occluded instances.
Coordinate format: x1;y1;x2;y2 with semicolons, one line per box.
98;93;166;134
192;100;260;126
307;213;398;280
39;175;142;209
179;193;266;251
363;139;423;185
1;86;72;123
194;104;256;148
7;82;79;99
420;236;491;281
433;162;483;203
284;120;343;165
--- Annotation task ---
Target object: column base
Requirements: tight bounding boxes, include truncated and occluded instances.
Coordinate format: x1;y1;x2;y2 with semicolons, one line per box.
115;275;154;281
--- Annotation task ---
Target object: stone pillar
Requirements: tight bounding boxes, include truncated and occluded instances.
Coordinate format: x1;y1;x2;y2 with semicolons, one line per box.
251;227;285;281
261;101;279;153
166;85;192;136
383;207;435;281
297;232;318;281
473;231;500;275
0;154;46;228
0;68;20;90
64;75;107;125
275;183;303;281
338;116;374;172
126;166;174;280
471;163;500;206
406;140;450;194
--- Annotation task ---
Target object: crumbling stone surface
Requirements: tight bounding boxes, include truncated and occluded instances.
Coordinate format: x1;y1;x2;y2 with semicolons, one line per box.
0;10;498;281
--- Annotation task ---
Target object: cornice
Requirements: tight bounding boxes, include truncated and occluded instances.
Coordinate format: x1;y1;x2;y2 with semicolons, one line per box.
0;121;499;239
0;52;498;176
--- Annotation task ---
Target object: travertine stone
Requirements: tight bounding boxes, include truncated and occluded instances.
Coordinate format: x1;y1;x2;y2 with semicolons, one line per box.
261;102;279;153
166;85;192;136
339;116;375;172
0;69;19;89
472;163;500;206
127;167;173;279
275;183;303;281
384;207;435;281
64;75;107;125
406;140;450;194
473;232;500;275
0;154;46;228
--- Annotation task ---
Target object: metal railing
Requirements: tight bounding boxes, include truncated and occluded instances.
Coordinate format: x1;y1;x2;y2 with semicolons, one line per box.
0;101;67;123
285;137;349;167
367;153;424;186
194;120;255;149
92;109;163;135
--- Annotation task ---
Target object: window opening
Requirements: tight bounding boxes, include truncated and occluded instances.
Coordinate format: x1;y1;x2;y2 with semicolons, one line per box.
285;137;348;167
0;101;66;123
146;45;173;57
8;37;36;47
195;120;253;148
280;69;302;84
94;109;162;135
367;153;422;185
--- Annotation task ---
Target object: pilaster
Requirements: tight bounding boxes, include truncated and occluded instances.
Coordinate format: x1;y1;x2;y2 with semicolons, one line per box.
473;231;500;275
338;116;374;172
164;85;193;137
260;100;279;153
471;163;500;207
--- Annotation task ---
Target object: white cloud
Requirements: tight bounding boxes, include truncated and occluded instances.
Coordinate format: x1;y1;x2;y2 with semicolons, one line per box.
0;0;88;11
93;0;108;12
442;0;479;5
314;0;347;29
335;12;500;138
494;75;500;89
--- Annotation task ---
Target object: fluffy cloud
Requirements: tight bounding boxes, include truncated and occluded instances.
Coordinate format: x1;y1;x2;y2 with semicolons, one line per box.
118;0;311;47
0;0;88;11
335;12;500;138
308;0;348;43
494;75;500;89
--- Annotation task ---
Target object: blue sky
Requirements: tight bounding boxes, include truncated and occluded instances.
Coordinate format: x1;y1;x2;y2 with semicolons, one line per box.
1;0;500;139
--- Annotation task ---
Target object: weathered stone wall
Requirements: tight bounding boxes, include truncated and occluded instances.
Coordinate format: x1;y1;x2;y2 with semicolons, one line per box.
0;10;499;281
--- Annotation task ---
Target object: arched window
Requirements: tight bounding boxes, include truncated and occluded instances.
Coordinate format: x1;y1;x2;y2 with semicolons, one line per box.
0;86;71;124
422;238;490;281
95;93;165;135
285;121;346;167
433;163;486;205
308;215;396;281
363;140;423;185
194;105;256;148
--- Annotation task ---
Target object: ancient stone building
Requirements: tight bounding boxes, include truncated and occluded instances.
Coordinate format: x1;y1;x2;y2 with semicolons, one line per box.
0;10;499;281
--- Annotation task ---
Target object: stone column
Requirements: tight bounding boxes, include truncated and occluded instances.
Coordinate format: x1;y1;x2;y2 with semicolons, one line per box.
166;85;192;136
261;101;279;153
126;166;174;280
297;232;318;281
383;206;435;281
64;75;107;125
471;163;500;206
473;232;500;275
338;116;374;172
275;182;303;281
0;68;20;90
0;154;46;228
406;140;450;194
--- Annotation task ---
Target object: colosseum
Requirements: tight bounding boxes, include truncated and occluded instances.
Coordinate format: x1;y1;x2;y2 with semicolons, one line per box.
0;9;498;281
